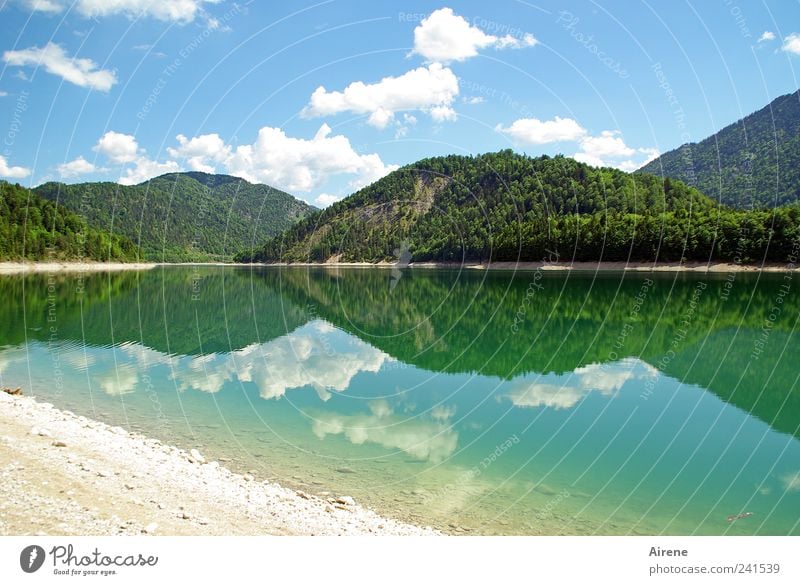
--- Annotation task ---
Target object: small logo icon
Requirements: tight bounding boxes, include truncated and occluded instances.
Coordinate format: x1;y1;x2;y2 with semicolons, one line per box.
20;545;45;573
390;240;412;291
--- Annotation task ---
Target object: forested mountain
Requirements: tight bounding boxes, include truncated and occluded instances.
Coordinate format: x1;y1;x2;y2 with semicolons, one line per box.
0;181;138;261
34;172;314;261
237;150;800;264
639;90;800;208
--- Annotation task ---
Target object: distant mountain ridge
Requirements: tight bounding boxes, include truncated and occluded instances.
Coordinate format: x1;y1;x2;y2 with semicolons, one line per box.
34;172;315;261
237;150;800;265
638;90;800;208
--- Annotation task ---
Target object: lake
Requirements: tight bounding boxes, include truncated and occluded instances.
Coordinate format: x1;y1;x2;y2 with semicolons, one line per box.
1;266;798;535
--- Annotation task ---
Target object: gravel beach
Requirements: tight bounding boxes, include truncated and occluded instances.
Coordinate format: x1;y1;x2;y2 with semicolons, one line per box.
0;390;438;536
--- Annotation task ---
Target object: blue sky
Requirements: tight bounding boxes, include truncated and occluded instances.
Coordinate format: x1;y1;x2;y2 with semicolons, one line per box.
1;0;798;207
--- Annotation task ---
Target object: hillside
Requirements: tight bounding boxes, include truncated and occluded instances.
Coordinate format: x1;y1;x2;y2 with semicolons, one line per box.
0;181;138;262
237;150;800;264
639;90;800;208
34;172;314;261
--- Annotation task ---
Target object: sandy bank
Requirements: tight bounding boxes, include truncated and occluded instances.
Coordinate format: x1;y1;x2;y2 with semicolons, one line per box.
0;391;437;536
0;262;157;275
242;260;798;273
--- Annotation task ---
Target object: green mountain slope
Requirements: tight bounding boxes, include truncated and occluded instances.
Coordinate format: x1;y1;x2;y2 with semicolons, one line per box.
238;150;800;264
639;90;800;208
34;172;314;261
1;181;138;261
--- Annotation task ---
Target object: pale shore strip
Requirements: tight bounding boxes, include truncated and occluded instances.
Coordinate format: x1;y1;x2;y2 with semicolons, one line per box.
0;262;157;275
1;260;797;274
0;391;438;536
244;260;799;273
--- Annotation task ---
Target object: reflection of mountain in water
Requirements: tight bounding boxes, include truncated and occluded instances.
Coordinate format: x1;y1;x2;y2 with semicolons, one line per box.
1;266;797;437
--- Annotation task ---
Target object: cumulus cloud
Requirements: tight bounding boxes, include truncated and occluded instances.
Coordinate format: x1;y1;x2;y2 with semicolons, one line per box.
167;133;230;173
25;0;218;22
412;7;537;63
118;157;180;185
783;33;800;55
314;193;341;207
0;155;31;179
3;42;117;92
496;116;587;144
225;124;398;192
302;63;459;129
758;31;775;43
86;125;397;192
781;470;800;492
93;131;140;164
92;131;180;184
497;116;659;171
57;156;96;178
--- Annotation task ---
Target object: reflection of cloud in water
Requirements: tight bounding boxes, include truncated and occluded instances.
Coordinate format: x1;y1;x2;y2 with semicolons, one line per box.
174;322;389;401
503;358;658;410
97;364;138;396
781;471;800;492
311;400;458;463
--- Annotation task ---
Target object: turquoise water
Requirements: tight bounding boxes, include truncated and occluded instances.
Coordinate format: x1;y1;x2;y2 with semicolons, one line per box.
0;266;798;534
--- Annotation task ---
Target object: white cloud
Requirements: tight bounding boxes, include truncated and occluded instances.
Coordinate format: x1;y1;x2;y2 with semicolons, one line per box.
758;31;776;42
22;0;62;13
412;7;537;63
783;33;800;55
57;156;96;178
0;155;31;179
225;124;397;192
118;157;180;185
503;358;658;410
93;131;140;164
311;410;459;463
577;129;635;159
463;96;484;104
25;0;218;22
782;470;800;492
314;193;341;207
167;133;230;173
302;63;459;128
0;91;8;97
497;117;658;171
3;42;117;92
496;116;587;144
575;132;659;171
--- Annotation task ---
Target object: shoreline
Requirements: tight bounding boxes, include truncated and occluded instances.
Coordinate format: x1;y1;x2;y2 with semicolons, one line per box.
241;260;798;273
0;390;437;536
1;259;796;274
0;262;157;275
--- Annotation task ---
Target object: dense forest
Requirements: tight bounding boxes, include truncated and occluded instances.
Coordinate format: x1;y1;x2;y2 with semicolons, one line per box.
639;89;800;208
237;150;800;265
0;180;139;261
34;172;314;261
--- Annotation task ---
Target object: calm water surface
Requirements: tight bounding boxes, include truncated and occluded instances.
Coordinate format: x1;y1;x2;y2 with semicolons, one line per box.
0;266;798;535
